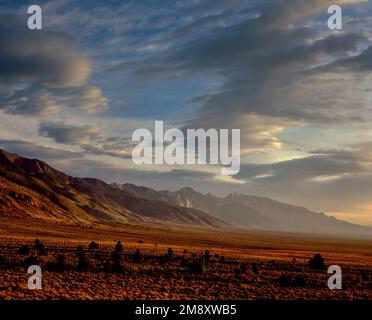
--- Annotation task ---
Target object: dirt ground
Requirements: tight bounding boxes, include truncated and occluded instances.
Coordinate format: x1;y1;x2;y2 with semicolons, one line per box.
0;216;371;300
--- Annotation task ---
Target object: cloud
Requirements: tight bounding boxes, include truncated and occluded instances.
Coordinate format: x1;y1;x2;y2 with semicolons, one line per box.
324;45;372;72
71;86;108;112
0;12;107;116
238;154;366;182
39;122;100;145
129;0;369;152
258;0;367;27
2;85;60;116
38;122;133;158
237;138;372;185
0;20;91;87
232;141;372;214
0;84;108;116
82;141;133;159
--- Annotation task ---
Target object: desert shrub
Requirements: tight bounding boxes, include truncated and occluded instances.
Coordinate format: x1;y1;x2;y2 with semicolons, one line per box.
111;242;123;262
114;241;123;254
112;255;124;273
88;241;99;250
188;256;208;274
133;249;144;263
46;254;68;271
204;250;210;262
180;257;189;267
167;248;174;259
294;273;308;287
240;263;248;274
361;272;370;282
107;244;125;273
234;268;241;277
235;263;248;277
111;250;120;262
103;260;113;273
158;254;171;264
278;273;290;286
55;254;67;271
76;246;91;271
112;260;124;273
33;239;46;256
24;255;41;267
77;245;84;254
19;245;31;255
308;254;326;270
94;252;102;260
252;262;259;274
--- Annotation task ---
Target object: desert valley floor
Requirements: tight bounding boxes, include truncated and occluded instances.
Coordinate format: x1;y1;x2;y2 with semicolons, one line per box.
0;215;371;300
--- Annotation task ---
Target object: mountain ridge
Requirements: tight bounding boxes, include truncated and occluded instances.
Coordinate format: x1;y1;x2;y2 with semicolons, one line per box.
0;149;225;228
0;148;371;237
115;183;372;237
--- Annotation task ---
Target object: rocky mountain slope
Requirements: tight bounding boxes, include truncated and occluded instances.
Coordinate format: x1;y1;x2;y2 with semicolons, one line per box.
0;149;225;228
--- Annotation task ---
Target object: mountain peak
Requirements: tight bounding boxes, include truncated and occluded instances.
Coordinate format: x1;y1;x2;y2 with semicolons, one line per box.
226;192;245;200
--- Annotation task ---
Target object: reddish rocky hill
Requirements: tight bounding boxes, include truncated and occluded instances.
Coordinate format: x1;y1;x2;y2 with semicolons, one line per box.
0;149;226;228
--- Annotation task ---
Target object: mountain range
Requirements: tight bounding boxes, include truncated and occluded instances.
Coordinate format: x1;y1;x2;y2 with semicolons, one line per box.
0;148;371;237
114;183;372;237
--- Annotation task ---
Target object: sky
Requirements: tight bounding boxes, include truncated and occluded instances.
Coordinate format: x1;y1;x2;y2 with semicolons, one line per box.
1;0;372;226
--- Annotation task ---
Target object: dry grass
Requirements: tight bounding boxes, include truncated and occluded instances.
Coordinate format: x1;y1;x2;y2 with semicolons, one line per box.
0;216;371;300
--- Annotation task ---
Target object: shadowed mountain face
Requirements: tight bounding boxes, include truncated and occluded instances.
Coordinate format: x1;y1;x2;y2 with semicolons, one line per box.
116;184;372;237
0;149;225;228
